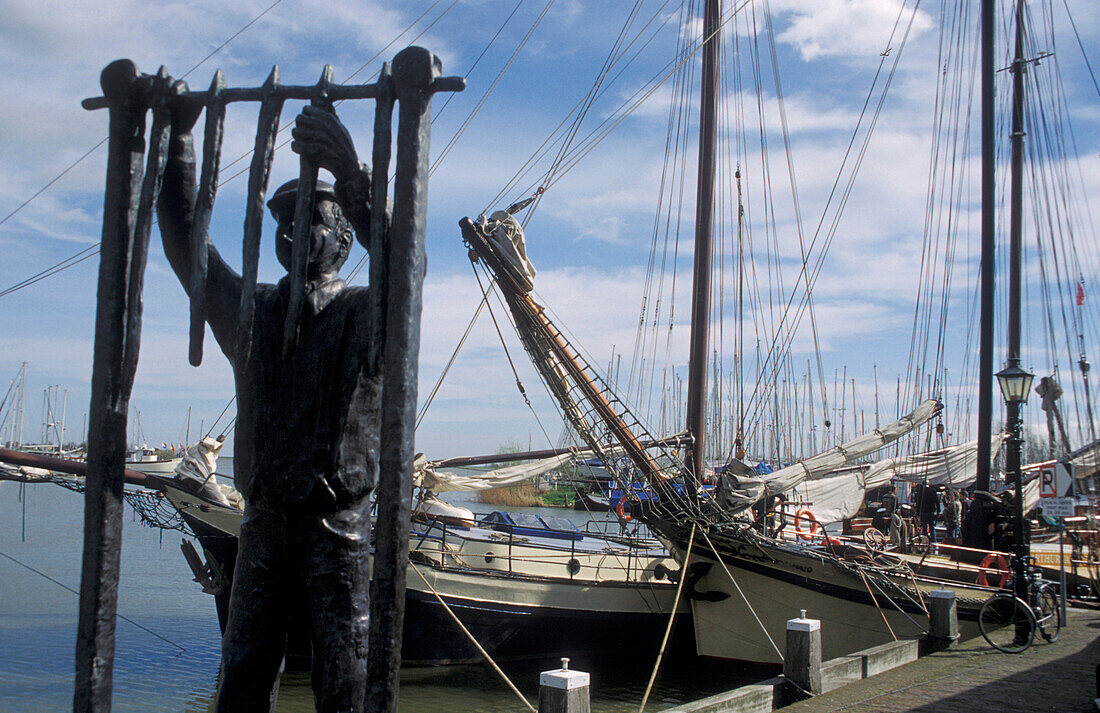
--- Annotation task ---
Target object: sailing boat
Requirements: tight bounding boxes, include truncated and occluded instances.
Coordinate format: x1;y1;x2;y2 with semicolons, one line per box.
452;0;1099;664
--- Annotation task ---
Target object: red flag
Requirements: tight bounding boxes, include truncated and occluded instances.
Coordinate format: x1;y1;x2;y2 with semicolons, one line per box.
1077;281;1085;306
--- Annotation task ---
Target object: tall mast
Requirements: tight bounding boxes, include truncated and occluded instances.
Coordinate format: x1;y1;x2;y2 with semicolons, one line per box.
969;0;997;548
686;0;721;491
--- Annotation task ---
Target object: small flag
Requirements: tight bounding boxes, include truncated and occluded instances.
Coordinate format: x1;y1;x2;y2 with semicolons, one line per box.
1076;281;1085;306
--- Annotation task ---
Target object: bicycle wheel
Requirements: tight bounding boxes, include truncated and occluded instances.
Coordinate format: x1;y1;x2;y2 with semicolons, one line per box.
979;593;1035;653
1036;584;1061;643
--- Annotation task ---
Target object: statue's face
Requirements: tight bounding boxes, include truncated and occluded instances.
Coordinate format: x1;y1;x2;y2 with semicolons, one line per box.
274;198;352;277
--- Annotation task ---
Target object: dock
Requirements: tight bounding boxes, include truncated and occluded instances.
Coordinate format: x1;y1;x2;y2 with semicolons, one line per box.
778;607;1098;713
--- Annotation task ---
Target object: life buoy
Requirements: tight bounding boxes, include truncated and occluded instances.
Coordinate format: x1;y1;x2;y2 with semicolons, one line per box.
977;553;1011;588
794;508;821;541
616;495;634;523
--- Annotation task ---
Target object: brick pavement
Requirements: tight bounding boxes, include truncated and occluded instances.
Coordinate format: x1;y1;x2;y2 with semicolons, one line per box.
781;608;1100;713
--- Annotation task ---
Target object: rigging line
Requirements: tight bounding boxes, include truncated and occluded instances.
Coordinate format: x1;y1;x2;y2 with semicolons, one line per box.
0;549;186;652
0;140;107;230
486;0;674;214
508;0;752;206
0;0;290;232
752;0;919;423
435;0;555;183
697;527;783;660
4;2;457;296
179;0;288;80
204;395;237;439
1060;0;1100;100
0;244;100;298
536;0;647;209
745;0;926;422
429;0;529;172
416;287;490;429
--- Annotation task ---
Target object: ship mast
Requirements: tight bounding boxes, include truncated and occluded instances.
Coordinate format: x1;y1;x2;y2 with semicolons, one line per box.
685;0;721;494
969;0;997;548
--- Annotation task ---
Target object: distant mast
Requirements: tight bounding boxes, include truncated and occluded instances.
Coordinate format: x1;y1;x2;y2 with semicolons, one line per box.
686;0;721;493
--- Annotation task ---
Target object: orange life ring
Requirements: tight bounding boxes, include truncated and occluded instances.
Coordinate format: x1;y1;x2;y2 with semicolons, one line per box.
794;508;822;541
616;495;634;523
977;553;1010;589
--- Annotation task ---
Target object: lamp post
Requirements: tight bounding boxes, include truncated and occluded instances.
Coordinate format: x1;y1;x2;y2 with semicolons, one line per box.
996;363;1034;599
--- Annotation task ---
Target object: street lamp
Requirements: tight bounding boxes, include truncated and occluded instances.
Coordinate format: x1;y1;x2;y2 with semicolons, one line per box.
996;363;1033;600
996;364;1034;406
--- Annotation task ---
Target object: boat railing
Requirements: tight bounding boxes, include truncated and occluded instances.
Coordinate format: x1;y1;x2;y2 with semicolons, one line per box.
410;514;667;583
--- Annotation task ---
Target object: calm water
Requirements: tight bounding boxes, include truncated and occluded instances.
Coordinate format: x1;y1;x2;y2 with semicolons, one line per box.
0;476;772;712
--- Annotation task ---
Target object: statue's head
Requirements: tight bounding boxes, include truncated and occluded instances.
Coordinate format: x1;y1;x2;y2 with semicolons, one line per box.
268;179;354;277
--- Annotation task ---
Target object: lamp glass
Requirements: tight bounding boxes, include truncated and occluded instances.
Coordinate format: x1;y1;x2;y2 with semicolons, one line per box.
996;365;1034;404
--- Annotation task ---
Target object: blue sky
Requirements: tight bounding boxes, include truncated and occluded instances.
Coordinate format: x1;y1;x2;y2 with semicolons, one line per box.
0;0;1097;461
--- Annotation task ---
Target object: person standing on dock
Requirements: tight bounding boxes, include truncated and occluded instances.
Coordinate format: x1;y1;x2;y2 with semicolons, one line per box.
157;89;382;713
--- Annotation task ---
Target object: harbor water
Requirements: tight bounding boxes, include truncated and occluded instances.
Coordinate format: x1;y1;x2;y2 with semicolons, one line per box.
0;471;771;712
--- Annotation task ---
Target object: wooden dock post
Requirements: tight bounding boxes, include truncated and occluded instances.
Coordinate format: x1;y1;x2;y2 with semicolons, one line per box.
784;610;822;696
539;658;590;713
928;590;959;647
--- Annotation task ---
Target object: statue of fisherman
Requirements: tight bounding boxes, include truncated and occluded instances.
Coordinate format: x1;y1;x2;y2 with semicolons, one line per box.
157;86;383;712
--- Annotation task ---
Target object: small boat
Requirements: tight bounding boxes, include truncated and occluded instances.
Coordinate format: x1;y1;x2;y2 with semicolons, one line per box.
124;445;181;475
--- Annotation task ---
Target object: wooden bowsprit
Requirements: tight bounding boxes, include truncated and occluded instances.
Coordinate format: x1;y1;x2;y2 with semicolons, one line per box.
78;48;463;713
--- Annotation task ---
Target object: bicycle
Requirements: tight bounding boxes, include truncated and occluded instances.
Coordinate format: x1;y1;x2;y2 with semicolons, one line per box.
978;555;1062;653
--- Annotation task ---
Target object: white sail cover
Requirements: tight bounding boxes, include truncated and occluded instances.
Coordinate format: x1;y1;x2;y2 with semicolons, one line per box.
862;434;1007;489
173;436;232;507
478;210;537;293
1068;439;1100;480
414;453;573;493
716;399;940;519
762;399;940;496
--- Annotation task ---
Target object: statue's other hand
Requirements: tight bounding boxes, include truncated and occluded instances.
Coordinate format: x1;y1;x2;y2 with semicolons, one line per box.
291;105;361;181
166;79;203;136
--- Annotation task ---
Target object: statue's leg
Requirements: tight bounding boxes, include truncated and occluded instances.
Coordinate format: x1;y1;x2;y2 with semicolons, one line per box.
297;495;372;713
216;504;292;713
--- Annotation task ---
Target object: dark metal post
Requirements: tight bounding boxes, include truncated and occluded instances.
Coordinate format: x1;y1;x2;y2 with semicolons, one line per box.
188;70;227;367
365;46;463;713
283;66;335;357
1008;0;1030;599
685;0;720;494
76;61;170;713
237;68;284;367
968;0;997;550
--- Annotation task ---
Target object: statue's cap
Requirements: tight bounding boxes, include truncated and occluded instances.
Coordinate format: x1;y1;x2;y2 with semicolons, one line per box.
267;179;338;219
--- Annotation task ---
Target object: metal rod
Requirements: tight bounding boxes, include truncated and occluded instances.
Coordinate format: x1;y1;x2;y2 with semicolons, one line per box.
82;79;385;112
75;58;147;713
282;65;334;358
366;46;446;713
237;68;283;367
1008;0;1029;598
188;70;227;366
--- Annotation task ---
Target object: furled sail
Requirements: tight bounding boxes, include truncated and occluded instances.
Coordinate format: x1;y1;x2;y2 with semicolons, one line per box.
862;434;1007;489
715;399;941;517
413;452;573;493
762;399;941;495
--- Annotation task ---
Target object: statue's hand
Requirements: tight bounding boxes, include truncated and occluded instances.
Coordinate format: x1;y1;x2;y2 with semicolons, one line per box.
291;105;361;182
166;79;203;137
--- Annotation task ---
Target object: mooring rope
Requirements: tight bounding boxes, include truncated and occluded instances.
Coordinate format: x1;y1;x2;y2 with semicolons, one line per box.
698;527;783;661
409;563;537;713
638;521;694;713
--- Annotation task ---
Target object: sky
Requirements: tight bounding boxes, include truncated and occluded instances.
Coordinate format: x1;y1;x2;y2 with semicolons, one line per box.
0;0;1097;463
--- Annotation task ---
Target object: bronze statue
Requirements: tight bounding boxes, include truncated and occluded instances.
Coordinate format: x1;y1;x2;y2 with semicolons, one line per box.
158;91;382;712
